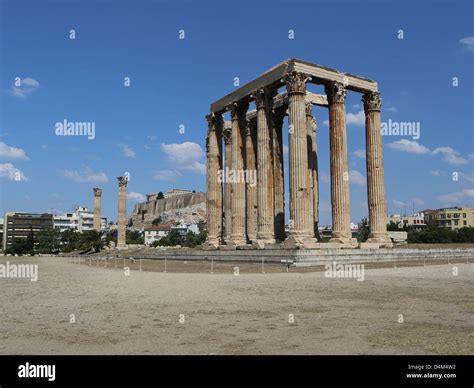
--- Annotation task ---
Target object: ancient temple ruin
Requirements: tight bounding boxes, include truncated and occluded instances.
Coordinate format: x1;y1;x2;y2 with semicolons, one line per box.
205;59;392;249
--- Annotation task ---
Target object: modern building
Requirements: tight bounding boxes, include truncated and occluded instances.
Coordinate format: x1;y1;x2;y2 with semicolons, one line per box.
172;222;200;236
53;207;107;233
2;212;54;251
164;189;193;198
387;213;426;229
423;207;474;230
144;224;172;246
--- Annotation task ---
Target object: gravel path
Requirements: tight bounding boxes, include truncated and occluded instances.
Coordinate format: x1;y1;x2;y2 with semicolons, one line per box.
1;256;472;355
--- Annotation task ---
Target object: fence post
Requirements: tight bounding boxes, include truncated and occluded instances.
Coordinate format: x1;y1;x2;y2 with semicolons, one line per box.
139;259;143;272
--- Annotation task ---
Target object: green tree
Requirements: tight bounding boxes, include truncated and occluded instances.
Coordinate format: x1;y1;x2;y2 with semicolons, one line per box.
126;230;144;244
78;230;109;253
36;228;62;254
61;229;80;252
157;192;164;199
6;237;33;256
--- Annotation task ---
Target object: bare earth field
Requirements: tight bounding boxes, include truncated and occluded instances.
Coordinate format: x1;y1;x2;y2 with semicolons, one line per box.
1;256;473;355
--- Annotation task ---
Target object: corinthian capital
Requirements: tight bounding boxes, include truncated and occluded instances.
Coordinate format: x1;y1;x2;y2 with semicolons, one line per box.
206;112;223;132
325;81;346;104
117;176;128;188
362;92;382;112
93;187;102;197
229;101;249;121
253;87;275;110
284;71;310;95
223;127;232;145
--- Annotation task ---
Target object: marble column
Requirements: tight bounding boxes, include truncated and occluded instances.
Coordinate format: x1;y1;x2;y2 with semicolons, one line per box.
117;176;128;247
306;103;319;239
229;101;248;246
93;187;102;232
363;92;392;246
245;118;258;242
272;107;286;241
223;127;232;244
284;71;314;247
255;88;276;245
205;113;224;247
326;81;356;246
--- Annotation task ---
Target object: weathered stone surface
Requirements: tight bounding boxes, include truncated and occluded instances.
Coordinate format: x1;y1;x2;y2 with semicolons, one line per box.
93;187;102;232
205;113;223;247
229;101;248;246
326;81;357;247
388;231;408;245
363;92;392;246
117;176;128;248
255;88;275;244
131;192;206;228
206;60;391;250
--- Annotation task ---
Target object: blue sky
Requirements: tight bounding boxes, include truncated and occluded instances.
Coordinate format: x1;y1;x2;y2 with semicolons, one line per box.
0;0;473;225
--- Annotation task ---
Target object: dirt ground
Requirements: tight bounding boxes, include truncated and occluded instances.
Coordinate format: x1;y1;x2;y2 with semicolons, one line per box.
1;256;472;355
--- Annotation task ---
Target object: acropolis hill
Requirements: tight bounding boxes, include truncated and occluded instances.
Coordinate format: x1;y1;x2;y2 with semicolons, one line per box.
131;191;206;228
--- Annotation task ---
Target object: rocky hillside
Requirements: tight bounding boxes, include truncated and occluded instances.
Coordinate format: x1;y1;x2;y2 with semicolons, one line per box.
131;192;206;228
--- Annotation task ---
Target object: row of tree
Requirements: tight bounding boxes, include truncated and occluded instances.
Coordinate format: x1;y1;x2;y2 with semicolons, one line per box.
358;220;474;243
5;229;146;256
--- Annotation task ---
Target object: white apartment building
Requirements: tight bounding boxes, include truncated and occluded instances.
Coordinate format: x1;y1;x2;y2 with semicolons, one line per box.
54;207;107;233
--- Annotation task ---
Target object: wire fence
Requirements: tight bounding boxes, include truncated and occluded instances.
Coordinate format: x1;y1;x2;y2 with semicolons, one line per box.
63;253;471;274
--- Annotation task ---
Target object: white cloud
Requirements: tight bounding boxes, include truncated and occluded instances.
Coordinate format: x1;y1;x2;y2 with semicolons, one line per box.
413;197;425;206
432;147;468;166
127;192;146;202
388;140;469;166
392;200;405;209
283;144;289;155
0;142;29;160
9;77;40;98
459;36;474;52
349;170;366;185
153;170;182;182
59;168;108;183
186;161;207;175
323;120;329;126
354;149;366;159
160;142;206;175
346;110;365;126
385;106;398;112
460;172;474;184
437;189;474;205
0;163;28;181
119;143;136;159
430;170;442;176
387;139;431;154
